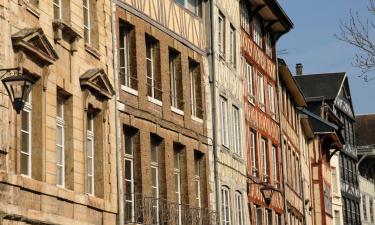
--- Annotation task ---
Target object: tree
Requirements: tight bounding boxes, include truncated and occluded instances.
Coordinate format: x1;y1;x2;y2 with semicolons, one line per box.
336;0;375;81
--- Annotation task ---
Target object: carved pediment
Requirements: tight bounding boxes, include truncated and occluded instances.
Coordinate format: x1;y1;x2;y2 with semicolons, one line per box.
80;69;115;100
12;28;58;65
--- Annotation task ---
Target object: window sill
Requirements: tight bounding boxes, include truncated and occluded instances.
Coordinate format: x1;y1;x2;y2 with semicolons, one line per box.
24;2;40;19
171;106;184;116
85;44;101;59
232;153;244;162
52;19;81;52
147;96;162;106
121;85;138;96
191;115;203;123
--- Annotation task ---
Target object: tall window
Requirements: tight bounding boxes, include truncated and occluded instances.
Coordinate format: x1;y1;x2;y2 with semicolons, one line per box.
151;135;160;224
370;198;374;223
119;23;137;91
276;213;282;225
194;153;202;208
265;32;272;58
258;74;265;111
53;0;62;19
235;192;244;225
218;12;225;56
253;16;262;47
232;106;241;156
268;84;275;117
21;94;32;176
174;147;182;225
124;130;135;222
266;209;272;225
332;168;338;194
272;145;278;187
250;131;258;176
255;205;262;225
146;36;161;101
170;50;183;110
229;24;236;67
220;97;229;147
56;96;65;186
261;138;268;180
363;195;368;221
86;111;94;195
190;61;203;118
246;62;254;102
221;187;232;225
83;0;91;44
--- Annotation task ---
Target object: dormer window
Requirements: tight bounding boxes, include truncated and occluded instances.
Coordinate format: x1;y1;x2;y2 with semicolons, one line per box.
253;16;262;47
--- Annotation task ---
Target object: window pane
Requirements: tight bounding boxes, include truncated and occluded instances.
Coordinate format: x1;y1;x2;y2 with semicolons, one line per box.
57;146;63;164
125;160;132;180
57;166;64;185
21;132;30;154
20;153;29;175
87;139;93;157
125;133;132;155
21;110;29;131
87;158;93;175
57;125;63;145
152;167;157;186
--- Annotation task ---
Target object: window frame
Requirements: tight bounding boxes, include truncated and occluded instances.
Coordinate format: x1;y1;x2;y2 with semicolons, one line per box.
261;137;268;180
235;191;244;225
151;137;159;224
265;32;273;58
218;12;225;57
56;96;65;187
246;62;254;102
86;111;95;195
194;154;202;209
174;148;182;225
83;0;91;45
258;74;265;111
229;24;236;67
124;131;135;222
272;145;278;187
250;130;258;176
53;0;62;20
220;96;229;147
253;16;263;47
21;95;32;177
232;105;241;156
268;83;275;118
221;186;232;225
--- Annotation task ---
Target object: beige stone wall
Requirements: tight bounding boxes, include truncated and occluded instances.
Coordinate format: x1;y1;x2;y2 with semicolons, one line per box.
0;0;117;224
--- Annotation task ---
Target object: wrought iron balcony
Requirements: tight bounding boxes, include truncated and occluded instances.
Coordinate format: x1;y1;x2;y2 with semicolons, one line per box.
124;193;218;225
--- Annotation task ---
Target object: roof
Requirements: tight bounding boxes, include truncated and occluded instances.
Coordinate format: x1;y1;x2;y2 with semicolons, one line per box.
294;73;346;100
356;114;375;146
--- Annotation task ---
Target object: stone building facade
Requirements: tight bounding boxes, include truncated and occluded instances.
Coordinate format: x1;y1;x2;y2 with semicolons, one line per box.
114;0;217;224
0;0;117;224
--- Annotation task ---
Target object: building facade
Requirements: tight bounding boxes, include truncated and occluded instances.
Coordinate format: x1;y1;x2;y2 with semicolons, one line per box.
114;0;217;224
239;1;292;225
0;0;117;224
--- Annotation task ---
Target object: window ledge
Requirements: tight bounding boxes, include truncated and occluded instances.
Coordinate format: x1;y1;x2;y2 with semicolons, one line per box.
171;106;184;115
232;153;244;162
24;2;40;19
191;115;203;123
52;19;81;52
121;85;138;96
147;96;162;106
85;44;101;59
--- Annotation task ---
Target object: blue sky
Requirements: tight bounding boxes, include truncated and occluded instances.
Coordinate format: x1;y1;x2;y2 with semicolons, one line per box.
277;0;375;115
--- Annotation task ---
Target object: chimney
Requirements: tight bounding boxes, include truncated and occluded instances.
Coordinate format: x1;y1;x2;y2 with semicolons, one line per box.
296;63;303;76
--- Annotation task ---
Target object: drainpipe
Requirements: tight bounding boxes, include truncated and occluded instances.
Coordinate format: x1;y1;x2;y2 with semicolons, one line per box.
276;58;289;225
208;0;220;219
110;1;124;225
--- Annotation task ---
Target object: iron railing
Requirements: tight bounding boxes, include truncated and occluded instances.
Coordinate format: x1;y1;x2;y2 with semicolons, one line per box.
124;193;218;225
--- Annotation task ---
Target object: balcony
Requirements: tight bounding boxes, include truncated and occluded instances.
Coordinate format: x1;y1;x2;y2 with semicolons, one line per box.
124;193;218;225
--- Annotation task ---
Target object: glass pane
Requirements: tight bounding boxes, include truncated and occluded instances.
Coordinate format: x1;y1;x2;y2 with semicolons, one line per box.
57;98;63;118
174;151;179;169
20;153;29;175
57;146;63;164
57;166;63;185
151;144;157;163
57;125;63;145
87;139;93;156
87;176;93;193
125;160;132;180
147;61;152;79
174;174;179;192
87;158;93;175
152;187;157;198
125;134;132;155
54;5;60;19
195;159;200;176
21;132;30;154
21;110;29;131
125;181;132;196
152;167;157;186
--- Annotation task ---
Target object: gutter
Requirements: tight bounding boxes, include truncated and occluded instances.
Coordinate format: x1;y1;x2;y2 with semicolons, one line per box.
110;2;124;225
208;0;220;218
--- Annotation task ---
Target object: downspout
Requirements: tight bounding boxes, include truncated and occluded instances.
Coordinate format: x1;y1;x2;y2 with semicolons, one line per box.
110;1;124;225
208;0;220;219
276;58;288;224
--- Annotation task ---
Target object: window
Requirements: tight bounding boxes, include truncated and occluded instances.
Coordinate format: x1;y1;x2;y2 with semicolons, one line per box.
332;168;338;194
266;209;272;225
151;135;160;224
220;97;229;147
272;145;278;187
334;210;340;225
21;94;32;176
119;23;137;91
174;147;182;225
146;36;161;101
250;131;258;176
258;74;265;111
221;187;232;225
56;96;65;186
363;195;368;221
370;198;374;223
229;24;236;67
218;12;225;56
246;62;254;101
253;16;262;47
276;213;282;225
124;130;135;222
83;0;91;44
265;32;273;58
175;0;201;16
53;0;62;19
268;84;275;117
170;50;183;110
255;205;262;225
261;138;268;180
235;192;244;225
190;60;203;119
86;111;94;195
195;153;202;208
240;1;250;33
232;106;241;156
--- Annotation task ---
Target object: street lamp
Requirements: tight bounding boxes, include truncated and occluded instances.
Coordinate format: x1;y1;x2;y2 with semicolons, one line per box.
260;185;277;205
0;68;38;114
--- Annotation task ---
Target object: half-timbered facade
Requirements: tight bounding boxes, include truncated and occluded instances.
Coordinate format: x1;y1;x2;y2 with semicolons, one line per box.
0;1;117;224
114;0;217;224
240;1;293;225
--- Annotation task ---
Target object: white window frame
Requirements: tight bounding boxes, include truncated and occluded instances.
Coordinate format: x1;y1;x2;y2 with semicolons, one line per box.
83;0;91;45
266;209;272;225
229;24;236;67
265;32;272;58
195;156;201;209
218;12;225;56
190;65;197;117
170;53;178;109
21;95;32;177
56;97;65;187
151;139;159;224
258;74;265;111
268;84;275;117
272;145;278;187
146;39;157;101
232;106;241;156
120;26;131;89
246;62;254;101
221;187;232;225
253;16;262;47
87;112;94;195
53;0;62;20
220;97;229;147
174;149;182;225
261;138;268;179
235;192;244;225
124;132;135;222
250;130;258;176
